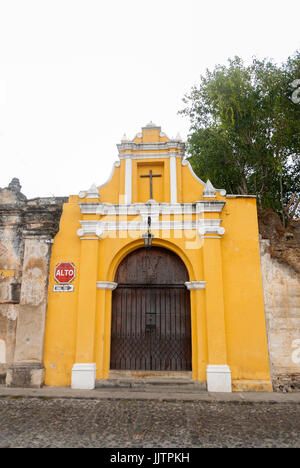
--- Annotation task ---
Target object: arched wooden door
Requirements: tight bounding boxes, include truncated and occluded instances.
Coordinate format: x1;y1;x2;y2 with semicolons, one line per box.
110;247;192;371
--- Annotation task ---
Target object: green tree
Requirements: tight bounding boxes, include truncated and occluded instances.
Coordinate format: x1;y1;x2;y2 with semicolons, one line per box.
180;52;300;225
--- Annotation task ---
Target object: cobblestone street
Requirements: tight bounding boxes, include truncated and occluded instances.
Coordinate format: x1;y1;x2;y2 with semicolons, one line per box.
0;397;300;448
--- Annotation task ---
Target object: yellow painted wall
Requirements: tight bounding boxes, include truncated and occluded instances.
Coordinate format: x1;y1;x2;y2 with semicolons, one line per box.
43;126;272;390
43;199;81;385
221;197;271;385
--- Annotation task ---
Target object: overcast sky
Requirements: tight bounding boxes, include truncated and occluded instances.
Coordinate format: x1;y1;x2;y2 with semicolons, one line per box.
0;0;299;198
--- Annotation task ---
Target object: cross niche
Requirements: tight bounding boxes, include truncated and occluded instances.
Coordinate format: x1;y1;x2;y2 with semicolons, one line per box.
140;169;162;200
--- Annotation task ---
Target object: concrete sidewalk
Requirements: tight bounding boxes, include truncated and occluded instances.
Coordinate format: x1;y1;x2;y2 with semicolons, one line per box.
1;385;300;403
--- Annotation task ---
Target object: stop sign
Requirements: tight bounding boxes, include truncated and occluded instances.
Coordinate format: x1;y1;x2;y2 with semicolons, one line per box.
54;262;76;284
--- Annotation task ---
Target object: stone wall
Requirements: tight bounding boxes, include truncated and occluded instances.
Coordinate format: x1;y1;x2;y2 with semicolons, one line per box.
260;239;300;391
0;179;66;387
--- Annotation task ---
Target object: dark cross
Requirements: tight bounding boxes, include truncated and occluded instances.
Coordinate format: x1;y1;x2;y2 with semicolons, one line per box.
140;170;162;200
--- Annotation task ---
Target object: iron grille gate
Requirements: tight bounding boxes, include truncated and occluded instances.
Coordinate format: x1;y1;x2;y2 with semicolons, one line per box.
110;284;192;371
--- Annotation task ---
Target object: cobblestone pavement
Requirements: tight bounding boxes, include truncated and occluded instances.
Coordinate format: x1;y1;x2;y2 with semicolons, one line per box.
0;397;300;448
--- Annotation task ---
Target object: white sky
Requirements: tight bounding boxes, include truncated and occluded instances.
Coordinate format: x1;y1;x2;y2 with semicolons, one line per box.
0;0;299;198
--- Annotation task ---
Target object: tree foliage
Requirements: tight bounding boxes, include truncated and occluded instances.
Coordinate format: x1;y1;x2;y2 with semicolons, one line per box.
180;52;300;224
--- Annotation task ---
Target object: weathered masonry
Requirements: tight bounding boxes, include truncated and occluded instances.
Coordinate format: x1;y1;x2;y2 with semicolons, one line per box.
260;240;300;392
0;178;66;387
0;123;299;391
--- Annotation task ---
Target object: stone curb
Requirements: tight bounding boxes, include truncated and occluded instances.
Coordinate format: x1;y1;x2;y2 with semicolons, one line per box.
1;386;300;403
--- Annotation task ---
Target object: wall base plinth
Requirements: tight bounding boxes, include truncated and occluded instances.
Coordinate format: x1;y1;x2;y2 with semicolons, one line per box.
232;379;273;392
6;362;45;388
206;365;232;392
71;363;96;389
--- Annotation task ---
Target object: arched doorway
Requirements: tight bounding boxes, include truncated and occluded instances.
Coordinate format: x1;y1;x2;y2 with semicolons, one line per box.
110;247;192;371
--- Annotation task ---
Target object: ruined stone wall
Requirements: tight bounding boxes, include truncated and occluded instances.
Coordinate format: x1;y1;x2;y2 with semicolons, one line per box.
260;239;300;391
0;179;66;386
0;180;24;383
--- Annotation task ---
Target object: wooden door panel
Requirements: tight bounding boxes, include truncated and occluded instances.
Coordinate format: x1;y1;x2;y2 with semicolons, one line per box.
110;248;192;372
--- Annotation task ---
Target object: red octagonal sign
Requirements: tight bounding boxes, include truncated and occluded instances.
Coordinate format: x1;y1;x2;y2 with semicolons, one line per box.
54;262;76;284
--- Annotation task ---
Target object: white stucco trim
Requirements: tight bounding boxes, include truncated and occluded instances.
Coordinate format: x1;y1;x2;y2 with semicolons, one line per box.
170;155;177;204
117;142;185;152
203;179;226;198
71;363;96;390
185;281;206;290
78;236;102;240
78;201;226;215
77;225;104;239
119;152;183;160
198;219;225;236
199;227;225;236
125;158;132;204
78;183;100;200
206;365;232;392
226;194;256;198
77;218;225;235
96;281;118;290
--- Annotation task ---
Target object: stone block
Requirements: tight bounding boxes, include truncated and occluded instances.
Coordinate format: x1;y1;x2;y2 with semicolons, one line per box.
206;365;232;392
6;362;45;388
71;363;96;390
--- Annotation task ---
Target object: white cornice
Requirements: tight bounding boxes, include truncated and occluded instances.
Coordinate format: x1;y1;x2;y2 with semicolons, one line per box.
119;152;184;160
78;201;226;215
226;194;256;199
78;220;197;233
77;218;225;234
117;141;185;153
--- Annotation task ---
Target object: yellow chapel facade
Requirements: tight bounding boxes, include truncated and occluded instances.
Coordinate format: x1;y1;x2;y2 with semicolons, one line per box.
43;122;272;392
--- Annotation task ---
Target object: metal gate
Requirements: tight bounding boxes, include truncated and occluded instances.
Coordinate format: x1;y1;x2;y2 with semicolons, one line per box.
110;247;192;371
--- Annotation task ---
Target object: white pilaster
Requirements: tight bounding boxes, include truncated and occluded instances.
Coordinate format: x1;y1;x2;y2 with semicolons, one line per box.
206;365;232;392
71;363;97;389
170;155;177;204
125;158;132;204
